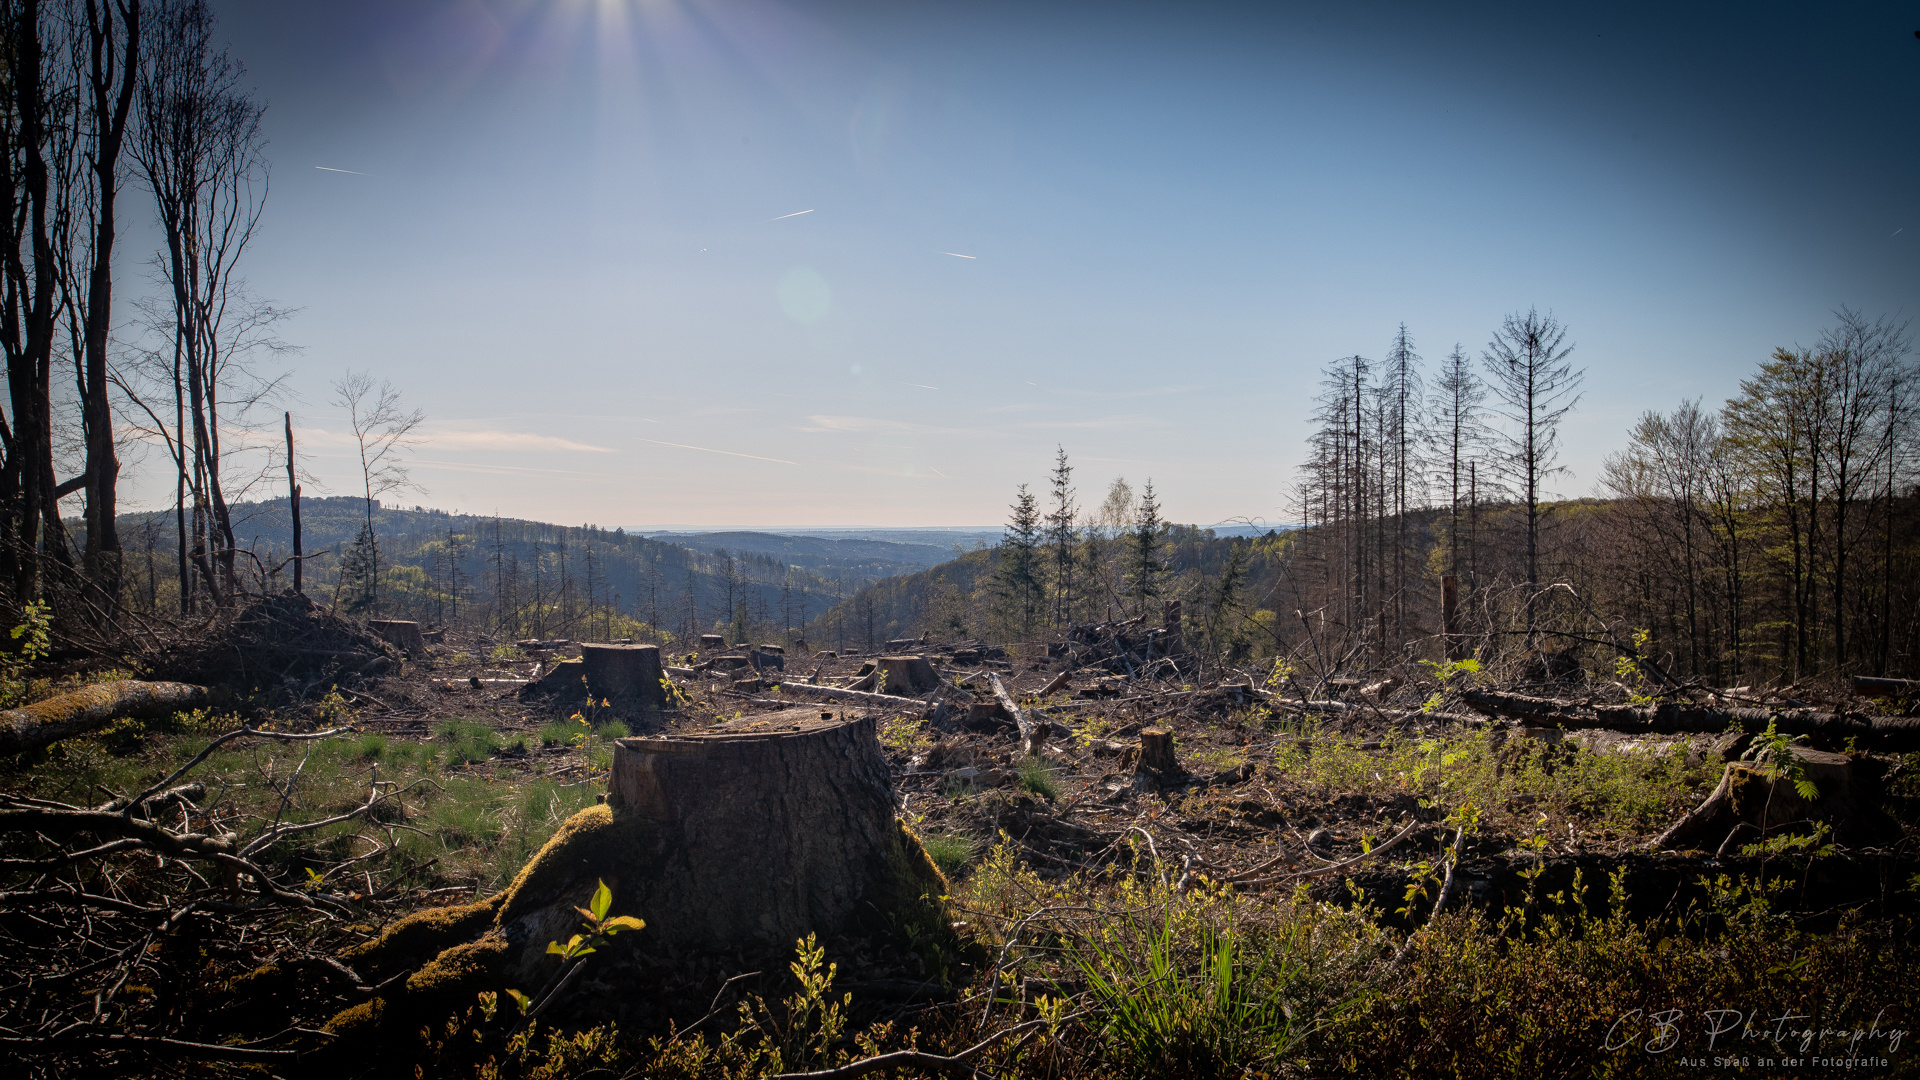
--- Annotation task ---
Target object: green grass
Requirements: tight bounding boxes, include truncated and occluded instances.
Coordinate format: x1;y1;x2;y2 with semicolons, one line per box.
919;831;977;878
1266;721;1712;839
540;720;584;748
586;741;614;772
434;718;501;765
1016;756;1061;801
596;719;630;739
2;708;608;902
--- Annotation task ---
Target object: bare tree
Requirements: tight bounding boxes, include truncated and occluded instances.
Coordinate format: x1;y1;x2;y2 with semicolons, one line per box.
1483;308;1581;589
125;0;275;607
332;371;422;615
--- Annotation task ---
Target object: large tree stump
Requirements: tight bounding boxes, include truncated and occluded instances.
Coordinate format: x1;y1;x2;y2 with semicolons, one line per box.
324;713;951;1047
876;655;937;695
580;643;665;711
368;619;427;658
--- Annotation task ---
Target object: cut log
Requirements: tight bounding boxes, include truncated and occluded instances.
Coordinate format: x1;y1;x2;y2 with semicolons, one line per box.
1852;676;1920;699
1038;669;1072;697
368;620;427;657
1460;689;1920;751
0;681;207;756
769;682;926;710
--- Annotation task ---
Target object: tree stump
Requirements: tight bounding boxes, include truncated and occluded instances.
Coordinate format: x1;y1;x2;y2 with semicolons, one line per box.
324;714;952;1048
580;644;665;712
1131;728;1186;790
1652;747;1898;852
698;634;725;651
522;645;666;719
368;619;427;657
876;655;938;695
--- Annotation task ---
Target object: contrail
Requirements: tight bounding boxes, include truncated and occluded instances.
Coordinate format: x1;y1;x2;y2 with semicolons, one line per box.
769;209;814;221
637;437;795;465
315;166;368;175
907;383;940;391
939;251;977;259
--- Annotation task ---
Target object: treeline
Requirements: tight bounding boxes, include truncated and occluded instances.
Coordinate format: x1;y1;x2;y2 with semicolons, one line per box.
113;498;851;647
819;308;1919;683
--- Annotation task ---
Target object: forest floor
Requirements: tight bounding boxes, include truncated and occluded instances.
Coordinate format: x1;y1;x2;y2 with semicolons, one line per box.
4;624;1919;1077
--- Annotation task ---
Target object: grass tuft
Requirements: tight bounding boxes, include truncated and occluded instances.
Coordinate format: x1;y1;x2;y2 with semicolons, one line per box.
434;718;500;766
1016;756;1061;801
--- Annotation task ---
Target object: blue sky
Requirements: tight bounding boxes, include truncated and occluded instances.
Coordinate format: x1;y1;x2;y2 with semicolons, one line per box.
130;0;1918;528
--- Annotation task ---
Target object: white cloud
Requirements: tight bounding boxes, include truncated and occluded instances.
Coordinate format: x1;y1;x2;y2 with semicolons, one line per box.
425;430;614;453
291;427;612;453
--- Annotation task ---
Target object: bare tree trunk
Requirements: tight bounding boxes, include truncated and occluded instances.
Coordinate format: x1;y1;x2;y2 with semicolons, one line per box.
77;0;140;613
284;411;300;592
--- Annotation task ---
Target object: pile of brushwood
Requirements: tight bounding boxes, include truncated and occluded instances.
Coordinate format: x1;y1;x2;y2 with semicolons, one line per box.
153;592;399;696
1;602;1918;1078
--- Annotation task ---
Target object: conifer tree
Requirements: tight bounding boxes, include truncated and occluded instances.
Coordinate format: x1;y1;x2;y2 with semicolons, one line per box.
997;485;1043;638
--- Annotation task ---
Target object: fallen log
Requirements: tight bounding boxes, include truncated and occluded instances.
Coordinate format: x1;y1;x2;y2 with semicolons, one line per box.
1459;689;1920;751
990;673;1045;754
0;681;207;756
1851;675;1920;699
767;682;926;710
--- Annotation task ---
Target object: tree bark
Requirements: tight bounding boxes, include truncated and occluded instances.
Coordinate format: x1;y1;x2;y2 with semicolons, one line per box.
78;0;140;609
285;412;301;593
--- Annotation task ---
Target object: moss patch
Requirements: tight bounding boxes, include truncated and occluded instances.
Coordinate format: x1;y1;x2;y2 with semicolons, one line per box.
498;803;658;925
339;892;503;980
404;931;510;1008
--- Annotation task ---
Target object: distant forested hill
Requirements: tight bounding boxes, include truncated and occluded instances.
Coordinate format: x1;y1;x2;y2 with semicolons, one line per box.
640;531;959;580
112;499;856;643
